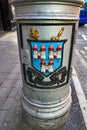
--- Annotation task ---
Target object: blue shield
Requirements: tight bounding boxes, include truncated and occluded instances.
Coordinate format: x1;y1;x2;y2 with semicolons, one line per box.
27;40;66;76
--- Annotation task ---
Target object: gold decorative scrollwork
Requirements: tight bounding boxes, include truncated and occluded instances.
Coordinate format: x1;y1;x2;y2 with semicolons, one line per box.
51;27;64;41
30;27;40;40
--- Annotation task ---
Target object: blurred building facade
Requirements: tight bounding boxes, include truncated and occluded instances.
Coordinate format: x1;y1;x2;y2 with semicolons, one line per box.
0;0;15;34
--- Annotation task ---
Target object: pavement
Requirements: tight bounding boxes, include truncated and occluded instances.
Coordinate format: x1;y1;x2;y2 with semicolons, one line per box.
0;30;86;130
73;25;87;129
74;25;87;98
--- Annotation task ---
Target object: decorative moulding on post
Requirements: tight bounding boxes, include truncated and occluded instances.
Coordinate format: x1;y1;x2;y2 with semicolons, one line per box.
12;0;84;6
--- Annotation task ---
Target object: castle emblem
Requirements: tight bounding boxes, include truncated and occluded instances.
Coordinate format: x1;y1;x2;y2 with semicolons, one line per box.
27;40;66;76
27;26;66;76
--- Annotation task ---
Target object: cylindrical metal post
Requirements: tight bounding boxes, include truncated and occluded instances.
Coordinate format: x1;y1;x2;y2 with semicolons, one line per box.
12;0;84;130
